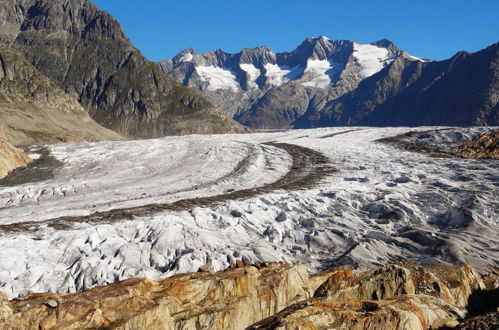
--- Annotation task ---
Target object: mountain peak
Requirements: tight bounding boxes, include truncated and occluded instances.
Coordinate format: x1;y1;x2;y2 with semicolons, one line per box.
371;39;400;52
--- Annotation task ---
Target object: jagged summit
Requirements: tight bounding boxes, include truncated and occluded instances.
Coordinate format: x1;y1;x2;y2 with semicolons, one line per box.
160;37;498;128
158;35;411;126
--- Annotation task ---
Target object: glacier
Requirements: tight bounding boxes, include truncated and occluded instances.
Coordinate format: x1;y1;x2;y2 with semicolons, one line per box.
0;127;497;299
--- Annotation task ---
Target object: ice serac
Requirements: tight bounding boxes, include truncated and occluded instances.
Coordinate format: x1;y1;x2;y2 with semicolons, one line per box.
0;42;123;146
0;0;246;138
0;262;495;329
159;36;405;128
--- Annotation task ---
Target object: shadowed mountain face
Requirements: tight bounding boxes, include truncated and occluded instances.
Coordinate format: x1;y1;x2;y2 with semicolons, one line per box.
0;42;122;146
161;37;498;128
0;0;245;138
299;42;499;127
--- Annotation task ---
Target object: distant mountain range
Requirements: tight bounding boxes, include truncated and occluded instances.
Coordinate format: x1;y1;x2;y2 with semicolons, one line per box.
0;0;496;144
160;38;499;128
0;0;245;143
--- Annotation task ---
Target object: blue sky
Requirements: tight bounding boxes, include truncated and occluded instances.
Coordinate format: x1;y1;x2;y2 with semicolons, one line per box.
92;0;499;62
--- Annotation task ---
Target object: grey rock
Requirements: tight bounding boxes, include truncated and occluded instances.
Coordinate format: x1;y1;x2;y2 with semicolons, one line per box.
45;300;58;308
0;0;245;138
159;36;401;129
197;263;214;273
308;44;499;127
161;35;498;129
0;42;122;145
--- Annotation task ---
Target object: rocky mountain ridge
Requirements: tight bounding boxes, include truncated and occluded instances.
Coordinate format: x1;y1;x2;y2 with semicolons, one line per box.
0;0;246;138
0;261;496;329
159;36;425;128
302;42;499;127
161;38;499;128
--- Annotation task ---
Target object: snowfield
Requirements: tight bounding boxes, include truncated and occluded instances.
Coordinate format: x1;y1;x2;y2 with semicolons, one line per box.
353;42;396;77
0;127;498;298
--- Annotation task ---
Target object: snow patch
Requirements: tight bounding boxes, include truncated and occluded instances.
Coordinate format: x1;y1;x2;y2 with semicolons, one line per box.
264;63;302;88
240;63;261;89
353;43;396;77
301;59;342;88
195;66;240;91
408;55;428;62
179;53;193;62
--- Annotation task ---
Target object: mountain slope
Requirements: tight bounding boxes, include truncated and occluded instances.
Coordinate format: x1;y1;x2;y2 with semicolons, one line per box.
162;37;498;128
159;36;423;128
301;42;499;127
0;0;245;137
0;42;122;146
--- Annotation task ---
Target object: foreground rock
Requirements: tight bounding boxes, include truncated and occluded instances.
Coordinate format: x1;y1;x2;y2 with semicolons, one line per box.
454;129;499;159
250;262;492;329
0;263;316;329
0;141;31;179
0;261;496;329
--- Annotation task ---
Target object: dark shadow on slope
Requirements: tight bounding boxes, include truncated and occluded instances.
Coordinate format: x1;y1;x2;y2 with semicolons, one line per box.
438;287;499;329
0;147;62;187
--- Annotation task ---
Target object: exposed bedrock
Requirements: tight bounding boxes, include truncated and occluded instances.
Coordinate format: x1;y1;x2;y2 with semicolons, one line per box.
0;261;496;329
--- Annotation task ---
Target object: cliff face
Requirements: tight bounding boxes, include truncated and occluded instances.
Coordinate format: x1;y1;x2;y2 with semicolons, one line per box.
0;42;122;146
0;0;246;138
0;262;496;329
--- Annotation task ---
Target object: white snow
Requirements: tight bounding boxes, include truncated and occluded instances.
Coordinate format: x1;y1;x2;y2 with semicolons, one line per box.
264;63;302;87
408;55;428;62
0;127;498;299
0;137;291;224
353;42;396;77
195;65;240;91
179;53;193;62
301;59;342;88
240;63;261;89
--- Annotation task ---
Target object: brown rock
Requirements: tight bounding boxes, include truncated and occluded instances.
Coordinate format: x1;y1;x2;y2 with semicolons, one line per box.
235;259;246;269
455;129;499;159
0;262;494;330
248;294;464;330
314;261;484;308
0;264;311;330
0;140;31;179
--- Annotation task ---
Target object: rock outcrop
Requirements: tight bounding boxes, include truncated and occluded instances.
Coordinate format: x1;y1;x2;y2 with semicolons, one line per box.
0;42;123;146
454;129;499;159
0;140;31;179
0;261;496;329
0;0;246;138
0;263;314;329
